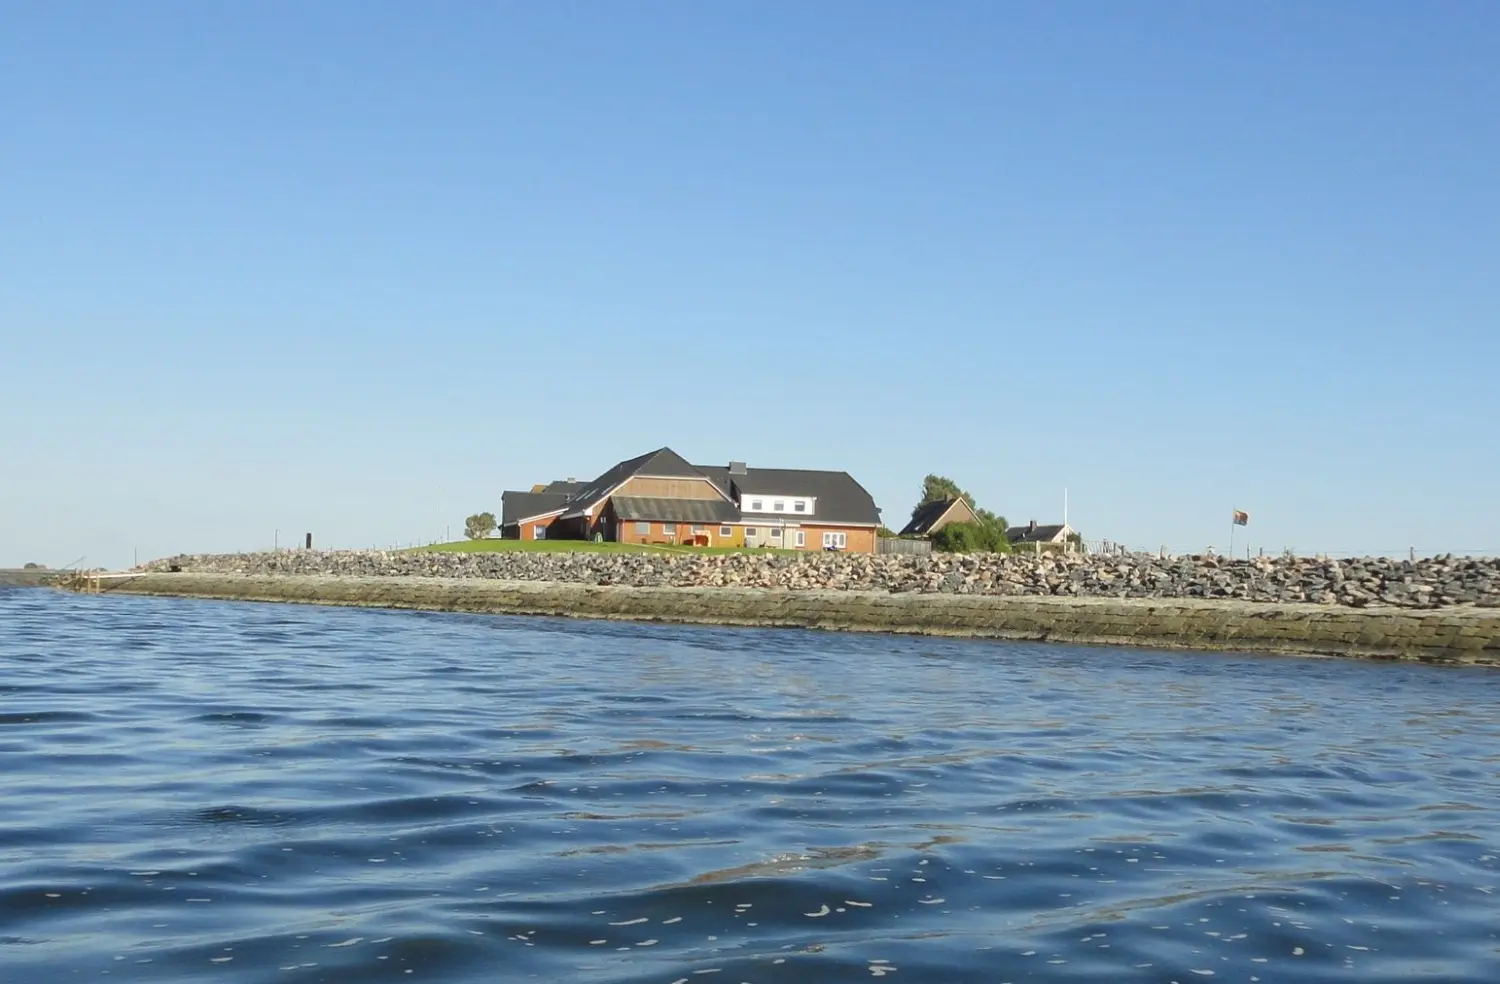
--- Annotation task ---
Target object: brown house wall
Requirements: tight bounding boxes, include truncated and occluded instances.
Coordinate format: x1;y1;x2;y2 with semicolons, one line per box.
928;500;979;534
615;518;738;547
615;476;726;500
800;525;878;554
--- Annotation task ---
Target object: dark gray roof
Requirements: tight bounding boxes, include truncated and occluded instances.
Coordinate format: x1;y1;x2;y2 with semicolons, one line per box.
610;497;740;524
695;465;882;526
541;480;585;495
900;498;973;536
561;447;710;516
1007;523;1069;544
501;491;569;526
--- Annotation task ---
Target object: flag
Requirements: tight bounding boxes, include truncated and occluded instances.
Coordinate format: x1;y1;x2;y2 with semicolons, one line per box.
1232;510;1249;526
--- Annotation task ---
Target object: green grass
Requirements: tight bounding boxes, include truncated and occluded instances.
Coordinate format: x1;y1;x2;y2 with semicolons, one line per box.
415;539;649;554
413;539;799;556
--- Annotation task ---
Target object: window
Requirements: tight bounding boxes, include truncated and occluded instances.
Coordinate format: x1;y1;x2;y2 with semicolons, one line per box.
774;500;785;511
795;530;806;547
720;526;733;537
770;528;782;539
661;523;675;536
794;500;806;512
533;525;547;540
634;522;649;535
692;526;706;535
822;531;848;549
745;527;758;537
750;500;763;511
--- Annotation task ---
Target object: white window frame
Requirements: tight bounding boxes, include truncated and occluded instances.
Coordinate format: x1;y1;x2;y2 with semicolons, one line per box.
745;527;758;537
691;526;706;535
719;525;732;537
794;500;806;512
750;500;763;511
795;530;806;547
661;523;675;536
774;501;785;511
822;531;847;549
770;527;783;539
533;524;547;540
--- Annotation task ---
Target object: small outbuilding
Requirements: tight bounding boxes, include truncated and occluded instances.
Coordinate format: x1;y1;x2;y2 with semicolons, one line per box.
1007;520;1080;554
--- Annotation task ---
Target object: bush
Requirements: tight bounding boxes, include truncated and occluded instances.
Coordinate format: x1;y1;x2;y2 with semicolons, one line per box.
931;520;1012;554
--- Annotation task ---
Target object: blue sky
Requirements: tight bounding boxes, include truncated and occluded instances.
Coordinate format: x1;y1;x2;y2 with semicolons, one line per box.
3;1;1497;569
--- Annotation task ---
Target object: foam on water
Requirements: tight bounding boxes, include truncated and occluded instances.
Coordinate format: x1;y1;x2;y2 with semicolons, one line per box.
1;589;1498;982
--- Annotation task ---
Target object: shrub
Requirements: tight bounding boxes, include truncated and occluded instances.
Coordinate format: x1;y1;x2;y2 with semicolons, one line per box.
931;520;1011;554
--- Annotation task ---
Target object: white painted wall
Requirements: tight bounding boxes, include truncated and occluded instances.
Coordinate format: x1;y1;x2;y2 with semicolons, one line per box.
738;494;817;517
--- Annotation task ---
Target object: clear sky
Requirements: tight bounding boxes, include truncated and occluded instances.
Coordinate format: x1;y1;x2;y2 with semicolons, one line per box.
4;1;1497;569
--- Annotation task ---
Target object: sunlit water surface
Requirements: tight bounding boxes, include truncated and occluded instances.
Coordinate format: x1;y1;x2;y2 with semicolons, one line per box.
2;588;1498;983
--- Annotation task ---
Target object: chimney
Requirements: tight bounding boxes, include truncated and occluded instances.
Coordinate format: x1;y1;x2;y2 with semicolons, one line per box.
1028;520;1037;532
728;461;747;475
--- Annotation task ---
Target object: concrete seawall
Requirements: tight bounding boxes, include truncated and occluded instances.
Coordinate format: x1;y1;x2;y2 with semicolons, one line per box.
85;573;1500;665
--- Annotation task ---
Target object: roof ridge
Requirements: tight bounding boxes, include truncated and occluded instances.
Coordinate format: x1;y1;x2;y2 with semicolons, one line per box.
691;463;853;476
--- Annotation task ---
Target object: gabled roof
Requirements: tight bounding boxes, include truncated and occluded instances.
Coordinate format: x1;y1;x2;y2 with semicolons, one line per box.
696;465;882;526
560;447;718;518
501;491;570;526
1007;522;1072;544
541;480;586;495
610;497;741;524
899;497;975;536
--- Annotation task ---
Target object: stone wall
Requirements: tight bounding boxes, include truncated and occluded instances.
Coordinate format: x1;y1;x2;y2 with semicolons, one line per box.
142;549;1500;610
93;573;1500;665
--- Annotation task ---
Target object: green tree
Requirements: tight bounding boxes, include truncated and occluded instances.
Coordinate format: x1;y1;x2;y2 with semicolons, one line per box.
919;474;973;509
464;511;497;540
974;507;1007;530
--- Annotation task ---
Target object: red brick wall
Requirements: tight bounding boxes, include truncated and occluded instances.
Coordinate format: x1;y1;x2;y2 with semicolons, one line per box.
801;525;878;554
518;514;561;541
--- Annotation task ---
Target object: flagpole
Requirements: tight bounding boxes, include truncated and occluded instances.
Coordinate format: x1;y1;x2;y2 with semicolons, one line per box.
1229;508;1235;560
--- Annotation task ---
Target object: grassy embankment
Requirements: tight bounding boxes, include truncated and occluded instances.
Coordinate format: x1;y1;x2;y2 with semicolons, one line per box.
415;540;795;556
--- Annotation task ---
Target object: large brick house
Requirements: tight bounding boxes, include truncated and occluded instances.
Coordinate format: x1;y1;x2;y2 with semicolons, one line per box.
500;447;883;553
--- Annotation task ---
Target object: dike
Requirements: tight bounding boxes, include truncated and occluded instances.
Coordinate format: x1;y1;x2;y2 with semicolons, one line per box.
82;573;1500;665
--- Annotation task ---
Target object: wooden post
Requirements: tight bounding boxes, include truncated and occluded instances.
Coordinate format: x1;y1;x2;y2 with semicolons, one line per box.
305;533;313;550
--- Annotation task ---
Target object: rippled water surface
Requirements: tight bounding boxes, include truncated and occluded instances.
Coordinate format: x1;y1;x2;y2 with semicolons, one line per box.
3;588;1499;983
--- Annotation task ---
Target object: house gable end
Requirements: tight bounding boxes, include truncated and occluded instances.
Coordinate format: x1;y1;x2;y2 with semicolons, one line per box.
614;475;730;502
560;446;713;517
899;497;977;536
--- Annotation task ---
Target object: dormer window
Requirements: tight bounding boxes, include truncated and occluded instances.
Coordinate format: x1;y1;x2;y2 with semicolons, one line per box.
750;500;763;511
794;500;806;512
774;501;785;511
